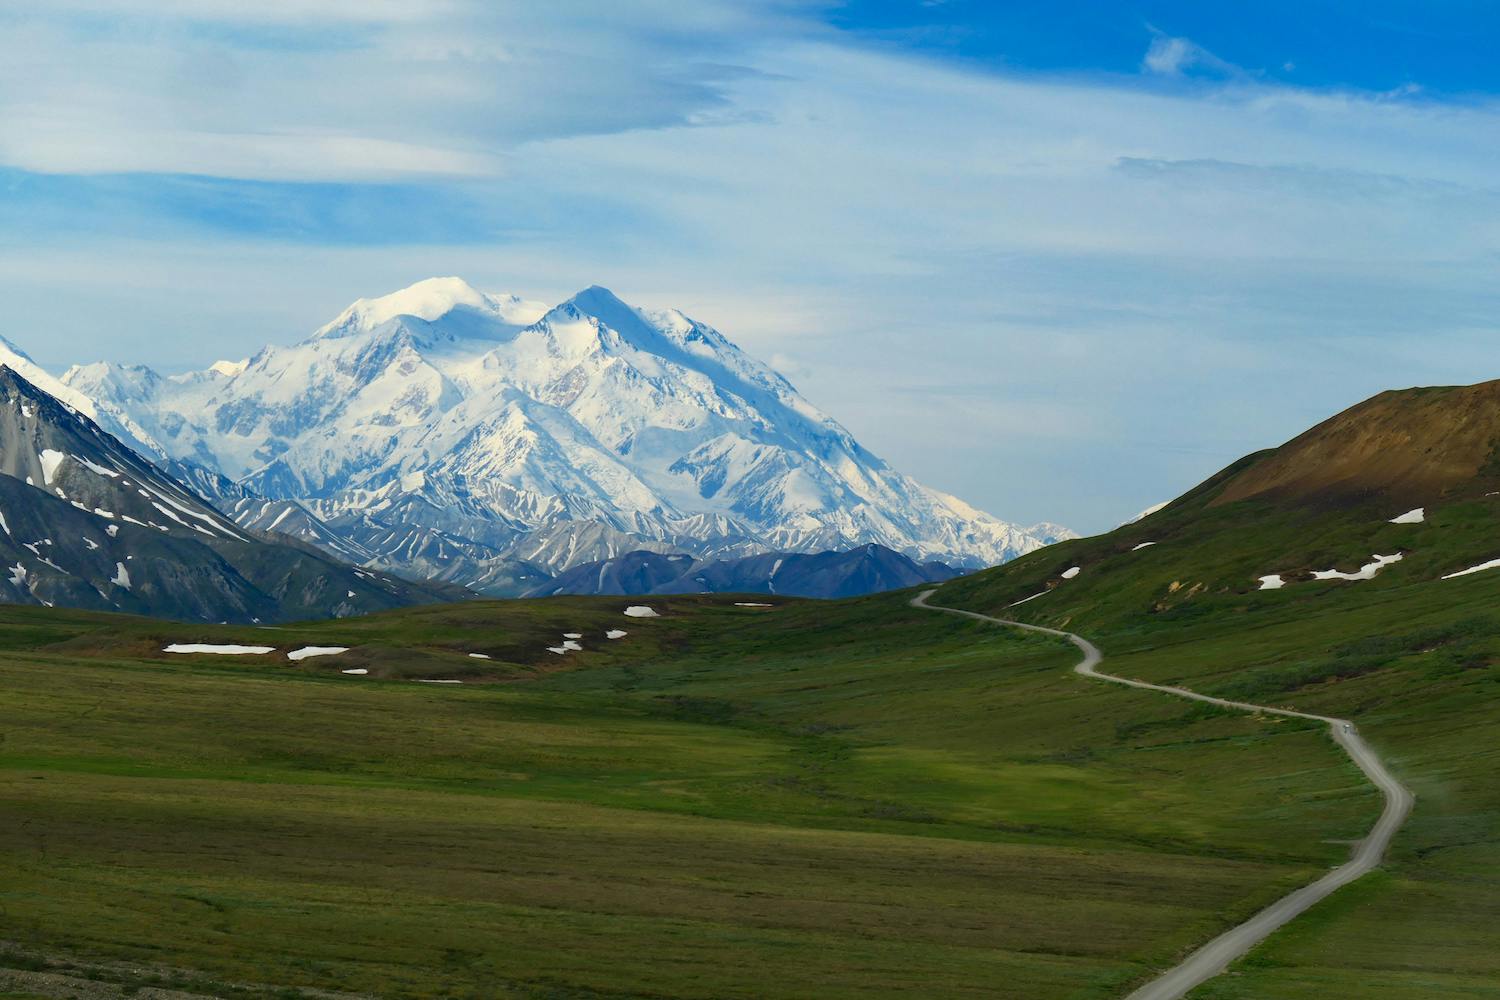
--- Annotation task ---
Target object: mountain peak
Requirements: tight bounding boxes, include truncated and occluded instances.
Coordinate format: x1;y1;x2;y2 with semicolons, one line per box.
313;277;547;340
0;339;98;418
562;284;641;329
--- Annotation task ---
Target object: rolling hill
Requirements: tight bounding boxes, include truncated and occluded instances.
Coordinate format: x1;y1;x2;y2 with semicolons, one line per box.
933;377;1500;997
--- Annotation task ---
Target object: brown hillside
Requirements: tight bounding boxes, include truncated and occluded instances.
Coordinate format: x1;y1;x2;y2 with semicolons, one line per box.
1211;379;1500;509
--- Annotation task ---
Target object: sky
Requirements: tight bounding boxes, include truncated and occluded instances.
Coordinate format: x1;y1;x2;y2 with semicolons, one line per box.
2;2;1499;533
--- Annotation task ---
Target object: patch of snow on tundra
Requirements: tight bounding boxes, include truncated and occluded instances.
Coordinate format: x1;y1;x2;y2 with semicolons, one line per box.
164;643;275;655
735;602;773;607
287;646;349;661
1008;591;1047;607
1312;553;1403;582
7;563;25;586
1258;575;1285;590
415;679;462;684
1131;542;1157;551
341;668;368;675
605;629;628;639
1389;508;1425;524
1061;566;1081;579
563;632;582;639
1441;557;1500;580
468;653;491;659
561;640;582;651
623;606;659;618
111;562;131;589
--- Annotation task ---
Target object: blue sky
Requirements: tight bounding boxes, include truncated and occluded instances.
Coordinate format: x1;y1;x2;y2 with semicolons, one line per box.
2;2;1498;532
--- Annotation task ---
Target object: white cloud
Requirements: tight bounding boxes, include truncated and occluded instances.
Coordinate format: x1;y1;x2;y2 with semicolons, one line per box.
4;15;1500;529
1142;34;1241;78
0;2;813;181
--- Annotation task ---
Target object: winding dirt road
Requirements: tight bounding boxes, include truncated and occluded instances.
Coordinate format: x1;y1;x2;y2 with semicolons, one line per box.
911;589;1413;1000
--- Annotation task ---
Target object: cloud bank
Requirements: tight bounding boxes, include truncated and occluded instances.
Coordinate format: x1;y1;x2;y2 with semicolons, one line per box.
2;3;1499;530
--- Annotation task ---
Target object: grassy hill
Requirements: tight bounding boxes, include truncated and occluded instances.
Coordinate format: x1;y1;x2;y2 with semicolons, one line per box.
936;381;1500;998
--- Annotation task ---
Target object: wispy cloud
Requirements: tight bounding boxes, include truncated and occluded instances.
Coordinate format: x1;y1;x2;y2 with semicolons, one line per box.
0;2;809;181
2;6;1500;530
1141;33;1242;78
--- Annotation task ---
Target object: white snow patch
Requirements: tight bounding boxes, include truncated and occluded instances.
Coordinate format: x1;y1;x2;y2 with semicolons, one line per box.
38;449;66;485
546;646;569;655
1061;566;1081;579
623;606;659;618
82;536;98;550
561;640;582;651
468;652;491;659
111;562;131;589
346;590;356;598
605;629;628;639
1008;591;1048;607
563;632;583;639
7;562;25;586
1389;508;1425;524
1257;574;1286;590
735;602;774;607
1312;553;1403;582
1123;500;1169;526
73;456;120;478
1442;557;1500;580
1131;542;1157;551
287;646;350;661
106;524;119;537
164;643;275;655
341;668;368;675
415;679;462;684
0;511;8;537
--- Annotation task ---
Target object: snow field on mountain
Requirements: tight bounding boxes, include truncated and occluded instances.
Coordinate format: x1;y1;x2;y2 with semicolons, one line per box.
57;278;1070;583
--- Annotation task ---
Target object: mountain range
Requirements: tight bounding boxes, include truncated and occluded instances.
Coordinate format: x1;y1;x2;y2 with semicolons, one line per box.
50;278;1069;594
525;542;961;599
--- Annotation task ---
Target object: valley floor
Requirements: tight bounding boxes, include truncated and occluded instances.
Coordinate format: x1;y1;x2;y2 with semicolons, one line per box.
0;594;1377;998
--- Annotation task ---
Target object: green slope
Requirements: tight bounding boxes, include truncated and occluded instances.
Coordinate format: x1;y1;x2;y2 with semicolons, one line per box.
931;386;1500;998
0;593;1370;999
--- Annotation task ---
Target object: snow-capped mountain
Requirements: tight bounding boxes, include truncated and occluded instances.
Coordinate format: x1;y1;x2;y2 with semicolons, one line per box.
61;278;1069;589
0;365;459;621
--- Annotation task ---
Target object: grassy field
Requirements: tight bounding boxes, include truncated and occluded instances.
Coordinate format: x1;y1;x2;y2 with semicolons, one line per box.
938;490;1500;998
0;591;1376;998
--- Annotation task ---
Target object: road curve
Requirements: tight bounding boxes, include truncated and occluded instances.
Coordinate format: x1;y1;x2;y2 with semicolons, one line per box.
911;589;1414;1000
